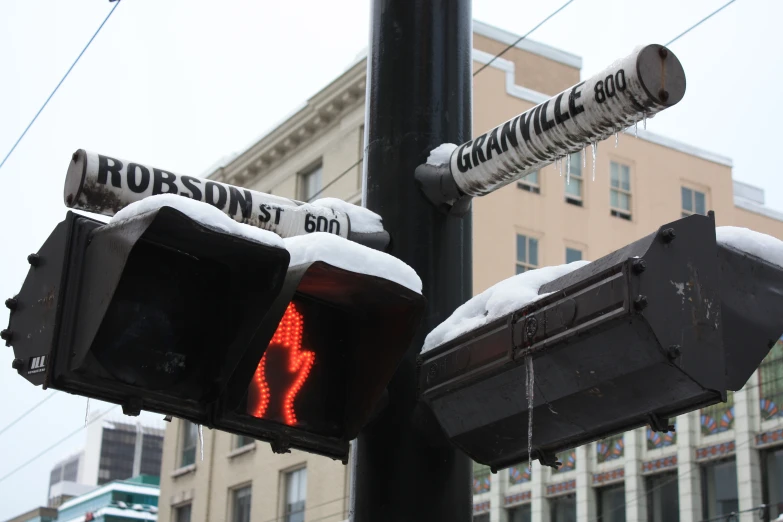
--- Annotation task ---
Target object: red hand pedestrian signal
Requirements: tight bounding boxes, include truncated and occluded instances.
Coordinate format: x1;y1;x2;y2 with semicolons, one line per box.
248;302;315;426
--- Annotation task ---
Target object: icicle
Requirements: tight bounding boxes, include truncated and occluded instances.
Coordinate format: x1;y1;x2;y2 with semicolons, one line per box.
198;424;204;461
566;154;571;185
525;355;535;473
614;131;619;148
557;157;562;177
591;142;597;182
582;148;586;169
643;112;647;130
634;118;639;138
84;398;90;427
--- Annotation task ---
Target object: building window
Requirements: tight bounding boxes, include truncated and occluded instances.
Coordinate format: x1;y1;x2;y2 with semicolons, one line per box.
235;435;254;449
472;462;491;494
174;504;192;522
550;493;576;522
565;247;582;264
140;433;164;476
49;464;62;488
610;162;631;220
646;423;677;449
516;235;539;274
180;421;198;467
646;471;679;522
564;152;583;206
284;468;307;522
596;434;625;463
517;171;540;194
553;450;576;473
681;186;707;217
507;503;531;522
473;514;490;522
700;392;735;436
597;483;626;522
701;459;739;519
299;164;323;201
98;425;136;485
62;458;79;482
759;339;783;420
232;486;252;522
508;462;531;485
763;447;783;520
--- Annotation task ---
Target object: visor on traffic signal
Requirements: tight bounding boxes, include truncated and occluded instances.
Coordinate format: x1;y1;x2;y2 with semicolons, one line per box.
7;208;290;423
419;214;783;471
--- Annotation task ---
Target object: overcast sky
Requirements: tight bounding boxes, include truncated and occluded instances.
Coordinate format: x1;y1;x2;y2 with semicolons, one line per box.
1;0;781;518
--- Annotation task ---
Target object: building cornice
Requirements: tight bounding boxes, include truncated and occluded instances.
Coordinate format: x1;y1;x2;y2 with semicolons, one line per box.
473;20;582;69
209;59;366;184
734;196;783;223
206;24;735;183
472;49;734;168
472;48;549;104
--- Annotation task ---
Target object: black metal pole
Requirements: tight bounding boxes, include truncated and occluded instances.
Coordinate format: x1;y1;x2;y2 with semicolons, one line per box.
352;1;473;521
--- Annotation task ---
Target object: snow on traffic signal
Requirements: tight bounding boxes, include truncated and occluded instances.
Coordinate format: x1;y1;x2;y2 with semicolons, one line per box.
5;204;289;423
4;197;424;462
418;213;783;471
217;233;426;460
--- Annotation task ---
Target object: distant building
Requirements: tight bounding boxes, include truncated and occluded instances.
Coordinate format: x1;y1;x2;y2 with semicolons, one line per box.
3;507;57;522
48;453;96;509
156;19;783;522
57;475;159;522
48;415;165;507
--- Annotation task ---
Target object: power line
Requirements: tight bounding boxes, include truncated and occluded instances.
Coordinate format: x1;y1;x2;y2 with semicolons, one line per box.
259;494;348;522
0;405;118;484
307;2;578;203
665;0;738;47
0;0;122;171
473;0;578;77
699;504;767;522
306;158;363;203
587;431;756;522
309;508;350;522
320;0;731;198
0;391;57;438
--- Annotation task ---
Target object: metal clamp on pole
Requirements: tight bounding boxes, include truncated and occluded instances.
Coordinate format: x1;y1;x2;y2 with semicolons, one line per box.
414;161;472;216
415;44;686;209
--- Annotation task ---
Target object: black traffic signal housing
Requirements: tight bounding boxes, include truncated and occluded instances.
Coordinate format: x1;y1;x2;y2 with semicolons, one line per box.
418;213;783;471
5;208;425;462
218;260;426;459
6;208;289;423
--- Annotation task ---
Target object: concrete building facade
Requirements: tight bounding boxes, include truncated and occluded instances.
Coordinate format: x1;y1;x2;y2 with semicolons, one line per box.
3;507;57;522
157;21;783;522
49;415;165;508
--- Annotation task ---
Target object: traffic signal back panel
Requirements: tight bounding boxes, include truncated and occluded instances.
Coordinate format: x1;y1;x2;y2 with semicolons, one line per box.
419;214;783;471
8;209;290;423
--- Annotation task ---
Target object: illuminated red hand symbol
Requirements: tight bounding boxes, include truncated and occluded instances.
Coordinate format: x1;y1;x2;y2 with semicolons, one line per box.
249;303;315;426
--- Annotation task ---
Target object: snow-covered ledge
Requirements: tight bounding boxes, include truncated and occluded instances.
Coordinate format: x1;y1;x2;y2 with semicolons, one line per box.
227;443;256;459
170;463;196;479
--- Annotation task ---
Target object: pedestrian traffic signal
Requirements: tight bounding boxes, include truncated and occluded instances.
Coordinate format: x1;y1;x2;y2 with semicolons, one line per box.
418;213;783;471
5;206;425;462
218;259;426;459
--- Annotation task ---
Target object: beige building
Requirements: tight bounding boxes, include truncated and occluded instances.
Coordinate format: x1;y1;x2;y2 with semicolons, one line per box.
158;21;783;522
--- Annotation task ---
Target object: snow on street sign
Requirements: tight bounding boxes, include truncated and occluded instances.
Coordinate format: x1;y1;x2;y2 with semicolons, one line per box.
416;44;686;206
64;149;351;239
